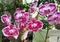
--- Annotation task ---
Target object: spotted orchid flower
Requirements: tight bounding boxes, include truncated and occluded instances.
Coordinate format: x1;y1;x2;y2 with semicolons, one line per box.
27;18;43;32
48;12;60;25
17;22;27;30
14;8;30;30
1;14;11;26
39;2;56;16
2;25;19;39
29;1;38;13
55;12;60;24
14;8;30;23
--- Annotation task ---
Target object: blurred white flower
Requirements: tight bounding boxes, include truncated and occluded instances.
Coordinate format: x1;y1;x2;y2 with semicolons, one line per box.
23;0;38;4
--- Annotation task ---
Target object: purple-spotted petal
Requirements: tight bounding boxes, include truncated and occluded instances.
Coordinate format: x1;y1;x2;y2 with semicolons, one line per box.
1;14;11;25
30;1;38;8
55;12;60;24
29;1;38;13
14;8;30;30
27;18;43;32
2;25;19;39
14;8;30;23
39;2;56;16
47;12;60;25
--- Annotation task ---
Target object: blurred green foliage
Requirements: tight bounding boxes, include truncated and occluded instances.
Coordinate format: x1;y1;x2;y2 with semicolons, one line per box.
41;20;49;29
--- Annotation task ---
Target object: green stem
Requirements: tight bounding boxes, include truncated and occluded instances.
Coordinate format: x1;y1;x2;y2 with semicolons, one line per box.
45;25;50;42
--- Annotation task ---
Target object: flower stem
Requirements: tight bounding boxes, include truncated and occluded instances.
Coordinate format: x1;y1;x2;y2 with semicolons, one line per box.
45;25;50;42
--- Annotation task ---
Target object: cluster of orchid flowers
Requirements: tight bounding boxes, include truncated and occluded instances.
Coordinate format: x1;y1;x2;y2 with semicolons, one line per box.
39;2;60;25
1;1;60;40
1;1;43;40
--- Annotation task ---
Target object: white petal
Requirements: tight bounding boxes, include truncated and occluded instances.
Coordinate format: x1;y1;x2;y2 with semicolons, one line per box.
32;11;38;18
21;31;29;41
14;35;18;39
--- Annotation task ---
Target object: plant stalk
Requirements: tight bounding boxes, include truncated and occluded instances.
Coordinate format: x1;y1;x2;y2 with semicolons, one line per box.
45;25;50;42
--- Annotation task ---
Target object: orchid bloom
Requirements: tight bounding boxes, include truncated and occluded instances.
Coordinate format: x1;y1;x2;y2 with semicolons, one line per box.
27;18;43;32
39;2;56;16
14;8;30;30
1;14;11;26
2;25;19;39
29;1;38;13
48;12;60;25
14;8;30;23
